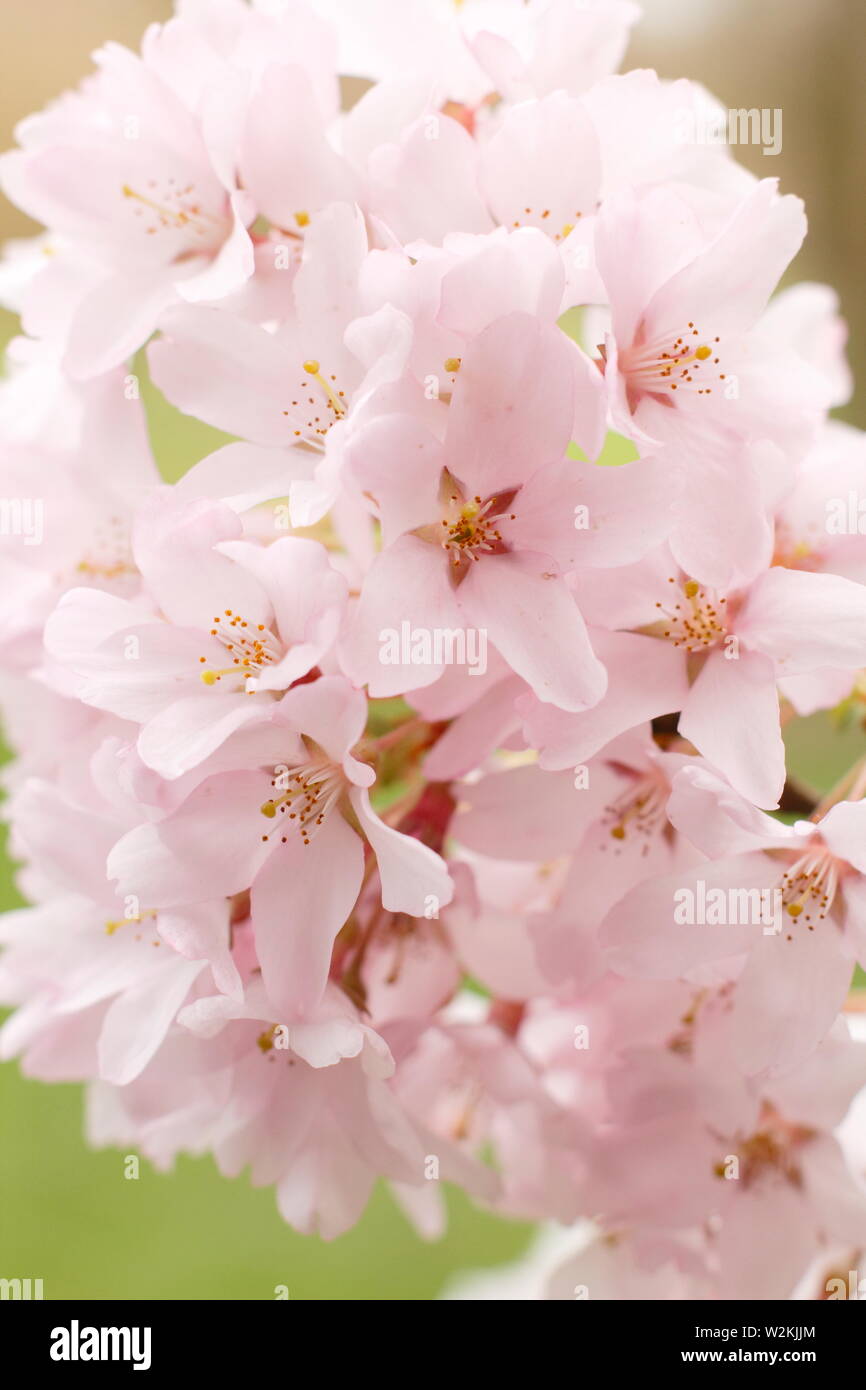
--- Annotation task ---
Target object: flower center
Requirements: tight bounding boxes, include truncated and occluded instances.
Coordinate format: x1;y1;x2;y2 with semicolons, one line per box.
281;359;348;440
104;907;159;945
105;907;157;935
602;773;668;845
121;180;225;246
654;577;728;652
715;1105;814;1190
507;204;583;243
771;523;823;572
75;515;136;586
777;846;840;933
259;756;345;847
199;608;282;692
620;321;724;399
433;470;517;581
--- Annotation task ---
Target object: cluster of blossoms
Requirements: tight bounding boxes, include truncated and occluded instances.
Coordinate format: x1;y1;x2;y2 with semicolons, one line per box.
2;0;866;1299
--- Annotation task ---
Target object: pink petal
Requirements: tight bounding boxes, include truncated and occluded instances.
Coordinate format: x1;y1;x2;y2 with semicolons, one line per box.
457;551;607;713
679;649;784;809
454;761;621;861
108;769;276;906
602;852;772;977
368;115;492;245
422;675;524;781
138;692;270;779
818;799;866;874
524;630;688;770
98;956;205;1086
251;813;364;1016
339;537;462;697
478;92;601;241
349;786;453;915
275;676;370;779
739;566;866;677
176;189;255;303
239;66;356;226
148;305;300;447
175;442;315;513
643;179;806;342
444;313;574;498
667;764;795;857
732;924;854;1075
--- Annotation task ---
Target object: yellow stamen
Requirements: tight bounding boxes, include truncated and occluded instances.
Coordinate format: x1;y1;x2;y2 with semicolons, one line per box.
302;360;346;416
105;909;155;935
200;666;244;685
121;183;217;231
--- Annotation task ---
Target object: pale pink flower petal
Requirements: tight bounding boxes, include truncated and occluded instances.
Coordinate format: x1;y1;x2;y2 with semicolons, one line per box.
679;649;785;809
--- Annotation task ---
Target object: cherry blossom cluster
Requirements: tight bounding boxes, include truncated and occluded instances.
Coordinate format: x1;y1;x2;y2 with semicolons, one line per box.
1;0;866;1299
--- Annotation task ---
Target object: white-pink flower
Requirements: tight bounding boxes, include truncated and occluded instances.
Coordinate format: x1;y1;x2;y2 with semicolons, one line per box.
108;676;453;1016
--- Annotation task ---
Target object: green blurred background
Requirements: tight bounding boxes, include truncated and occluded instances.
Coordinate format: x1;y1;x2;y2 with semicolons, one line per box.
1;0;865;1300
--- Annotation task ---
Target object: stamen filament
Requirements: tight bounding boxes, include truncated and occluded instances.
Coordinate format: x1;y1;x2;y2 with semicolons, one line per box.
303;360;347;417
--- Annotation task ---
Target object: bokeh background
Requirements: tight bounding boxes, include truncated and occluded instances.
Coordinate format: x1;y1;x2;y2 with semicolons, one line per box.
1;0;864;1299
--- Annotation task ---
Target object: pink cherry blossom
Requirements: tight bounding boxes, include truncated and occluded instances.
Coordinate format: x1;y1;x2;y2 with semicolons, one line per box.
524;545;866;807
108;676;453;1015
2;0;866;1287
603;763;866;1073
340;310;672;709
44;493;348;778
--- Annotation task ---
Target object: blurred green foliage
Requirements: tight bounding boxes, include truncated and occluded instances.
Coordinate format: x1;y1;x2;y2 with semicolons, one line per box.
0;1058;533;1299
